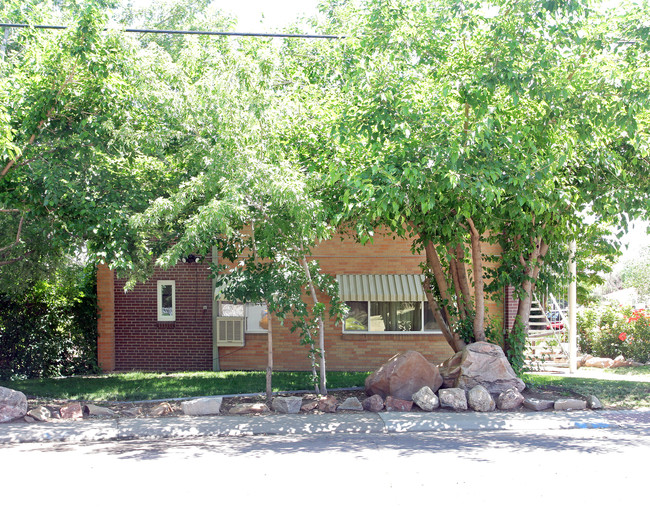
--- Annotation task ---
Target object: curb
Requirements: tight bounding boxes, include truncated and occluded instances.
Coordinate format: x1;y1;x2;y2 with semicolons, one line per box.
0;409;636;445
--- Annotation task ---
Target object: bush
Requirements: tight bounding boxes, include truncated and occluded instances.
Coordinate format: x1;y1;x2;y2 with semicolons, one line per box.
0;265;99;380
577;304;650;363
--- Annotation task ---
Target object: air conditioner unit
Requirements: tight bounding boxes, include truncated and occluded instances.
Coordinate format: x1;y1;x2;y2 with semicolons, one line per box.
215;317;245;347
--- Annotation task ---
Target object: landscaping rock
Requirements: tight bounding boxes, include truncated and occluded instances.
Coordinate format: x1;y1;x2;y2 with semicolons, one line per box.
412;386;439;411
27;406;51;422
523;398;554;411
586;395;603;410
497;388;524;410
300;400;319;412
554;398;587;411
362;394;384;412
584;356;614;368
337;397;363;411
438;388;467;411
60;402;83;420
181;397;222;416
365;350;443;400
272;396;302;414
468;385;496;412
318;395;338;413
123;407;142;417
84;404;116;417
229;403;269;415
151;402;174;416
0;386;28;423
441;342;525;395
385;396;413;412
24;415;36;423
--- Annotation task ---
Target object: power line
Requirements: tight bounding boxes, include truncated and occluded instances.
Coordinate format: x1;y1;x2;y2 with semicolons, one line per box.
0;23;346;40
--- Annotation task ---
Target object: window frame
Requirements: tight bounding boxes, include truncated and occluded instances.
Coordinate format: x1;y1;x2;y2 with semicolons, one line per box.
342;300;441;334
157;280;176;322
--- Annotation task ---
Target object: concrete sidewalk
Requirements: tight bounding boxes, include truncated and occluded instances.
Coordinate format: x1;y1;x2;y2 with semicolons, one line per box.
2;408;647;445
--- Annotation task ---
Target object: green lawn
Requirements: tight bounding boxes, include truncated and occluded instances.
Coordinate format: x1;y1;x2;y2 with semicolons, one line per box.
3;371;370;402
522;373;650;409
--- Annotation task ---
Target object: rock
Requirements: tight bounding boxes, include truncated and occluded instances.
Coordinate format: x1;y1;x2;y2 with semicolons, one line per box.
83;404;116;417
438;388;468;411
497;388;524;410
123;407;142;417
229;403;269;415
577;354;593;367
442;342;525;395
271;396;302;414
412;386;439;411
300;400;319;412
523;398;555;411
318;395;338;413
337;397;364;411
27;406;51;422
181;397;222;416
584;356;614;368
365;350;443;400
0;386;28;423
60;402;83;420
151;402;174;416
612;355;633;368
468;385;496;412
362;394;385;412
24;415;36;423
554;398;587;411
586;395;603;410
385;396;413;412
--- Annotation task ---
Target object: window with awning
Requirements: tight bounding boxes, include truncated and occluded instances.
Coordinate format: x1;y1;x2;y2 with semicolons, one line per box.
337;275;440;333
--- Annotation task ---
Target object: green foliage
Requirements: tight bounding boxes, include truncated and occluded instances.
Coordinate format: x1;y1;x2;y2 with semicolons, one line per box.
621;245;650;301
503;319;527;377
0;265;99;380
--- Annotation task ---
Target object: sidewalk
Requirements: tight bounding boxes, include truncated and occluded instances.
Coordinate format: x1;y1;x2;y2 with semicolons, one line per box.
2;407;648;445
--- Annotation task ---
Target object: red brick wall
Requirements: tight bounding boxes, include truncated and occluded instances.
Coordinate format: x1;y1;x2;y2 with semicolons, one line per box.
98;232;507;372
112;259;213;371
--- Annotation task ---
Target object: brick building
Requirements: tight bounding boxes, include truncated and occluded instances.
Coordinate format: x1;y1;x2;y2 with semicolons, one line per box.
97;232;518;372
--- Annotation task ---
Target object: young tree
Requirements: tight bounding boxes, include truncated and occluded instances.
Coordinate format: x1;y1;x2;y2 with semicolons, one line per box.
129;34;346;397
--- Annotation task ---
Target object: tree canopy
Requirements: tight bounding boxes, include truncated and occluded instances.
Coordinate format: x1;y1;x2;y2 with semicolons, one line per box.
1;0;649;373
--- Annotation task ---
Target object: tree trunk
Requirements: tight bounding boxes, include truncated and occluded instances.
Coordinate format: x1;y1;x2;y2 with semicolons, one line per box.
467;218;486;341
266;312;273;403
514;238;549;332
300;256;327;395
424;278;466;352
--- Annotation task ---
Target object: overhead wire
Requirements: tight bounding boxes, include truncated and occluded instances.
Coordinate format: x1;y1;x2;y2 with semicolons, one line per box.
0;23;347;40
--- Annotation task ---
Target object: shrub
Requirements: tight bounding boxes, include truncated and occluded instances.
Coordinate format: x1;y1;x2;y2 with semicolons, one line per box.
577;304;650;363
0;265;99;380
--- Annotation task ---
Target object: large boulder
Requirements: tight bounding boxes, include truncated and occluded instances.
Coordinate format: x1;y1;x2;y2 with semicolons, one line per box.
0;386;28;423
365;351;443;400
439;342;525;395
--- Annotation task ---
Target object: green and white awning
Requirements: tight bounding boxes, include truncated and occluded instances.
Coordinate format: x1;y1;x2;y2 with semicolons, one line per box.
336;274;426;302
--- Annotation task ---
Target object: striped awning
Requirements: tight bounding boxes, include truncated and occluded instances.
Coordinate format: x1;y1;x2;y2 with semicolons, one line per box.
336;274;426;302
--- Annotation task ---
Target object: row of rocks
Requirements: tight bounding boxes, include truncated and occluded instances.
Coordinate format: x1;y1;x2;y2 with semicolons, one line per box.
578;354;645;369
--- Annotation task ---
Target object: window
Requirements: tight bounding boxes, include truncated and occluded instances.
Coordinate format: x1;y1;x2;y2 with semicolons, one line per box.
343;300;439;333
157;280;175;321
215;301;268;333
337;274;440;334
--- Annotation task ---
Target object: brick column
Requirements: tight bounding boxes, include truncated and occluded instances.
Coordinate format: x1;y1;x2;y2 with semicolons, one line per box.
97;263;115;371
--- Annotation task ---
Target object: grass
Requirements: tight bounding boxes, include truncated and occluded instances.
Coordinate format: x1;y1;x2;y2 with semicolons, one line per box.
5;369;650;409
3;370;371;402
522;373;650;409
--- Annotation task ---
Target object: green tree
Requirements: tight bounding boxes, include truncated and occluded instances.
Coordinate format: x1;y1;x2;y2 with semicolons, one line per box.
303;0;650;358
